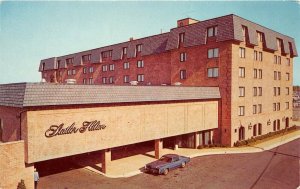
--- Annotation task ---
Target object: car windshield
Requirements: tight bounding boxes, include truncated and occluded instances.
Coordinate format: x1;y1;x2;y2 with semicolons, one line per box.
159;156;172;163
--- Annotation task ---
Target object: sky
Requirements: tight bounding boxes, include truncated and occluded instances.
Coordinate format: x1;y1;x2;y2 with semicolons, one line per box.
0;1;299;85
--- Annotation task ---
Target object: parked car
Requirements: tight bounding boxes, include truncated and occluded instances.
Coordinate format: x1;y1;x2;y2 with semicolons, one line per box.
145;154;190;175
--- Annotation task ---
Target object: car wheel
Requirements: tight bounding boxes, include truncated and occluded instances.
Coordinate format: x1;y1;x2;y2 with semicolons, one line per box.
163;169;169;175
181;162;186;168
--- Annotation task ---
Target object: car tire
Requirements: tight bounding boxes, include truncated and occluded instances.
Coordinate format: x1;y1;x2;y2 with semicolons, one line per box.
181;162;186;168
163;169;169;175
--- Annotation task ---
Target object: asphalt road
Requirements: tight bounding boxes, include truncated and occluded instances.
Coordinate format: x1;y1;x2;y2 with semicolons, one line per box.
39;139;300;189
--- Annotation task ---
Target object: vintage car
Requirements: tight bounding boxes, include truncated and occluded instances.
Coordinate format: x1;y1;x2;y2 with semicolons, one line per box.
145;154;190;175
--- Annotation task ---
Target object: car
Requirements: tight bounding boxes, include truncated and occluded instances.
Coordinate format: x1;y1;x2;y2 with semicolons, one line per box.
145;154;190;175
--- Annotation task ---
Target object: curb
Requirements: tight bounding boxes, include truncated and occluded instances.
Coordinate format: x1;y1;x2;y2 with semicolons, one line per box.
84;131;300;178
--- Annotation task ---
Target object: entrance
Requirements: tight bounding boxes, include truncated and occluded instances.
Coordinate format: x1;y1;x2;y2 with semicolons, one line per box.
285;117;289;128
239;126;245;140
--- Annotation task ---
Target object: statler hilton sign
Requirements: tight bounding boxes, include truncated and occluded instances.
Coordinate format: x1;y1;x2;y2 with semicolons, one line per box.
45;120;106;138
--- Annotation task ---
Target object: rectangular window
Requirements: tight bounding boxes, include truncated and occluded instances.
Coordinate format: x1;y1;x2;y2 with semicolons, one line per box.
274;87;277;96
277;87;280;96
180;70;187;79
254;50;258;61
274;55;277;64
124;75;130;83
83;78;87;84
207;26;217;37
136;44;142;52
82;54;91;62
122;47;127;55
239;47;245;58
278;56;281;64
257;32;263;42
274;71;277;80
109;64;115;71
180;52;187;62
89;78;93;85
102;65;108;72
89;67;94;73
258;104;262;113
239;87;245;97
286;73;290;81
278;72;281;80
207;68;219;78
102;77;107;84
285;102;289;109
66;58;74;64
238;106;245;116
123;62;130;69
286;58;290;66
286;87;290;95
258;87;262;96
137;60;144;68
239;67;245;78
208;48;219;59
259;52;263;61
102;50;112;58
273;103;277;111
254;69;257;78
72;69;76;75
83;67;87;74
179;33;185;43
253;87;257;96
109;76;114;84
277;103;280;111
253;105;257;114
67;70;72;76
258;69;262;79
137;74;144;82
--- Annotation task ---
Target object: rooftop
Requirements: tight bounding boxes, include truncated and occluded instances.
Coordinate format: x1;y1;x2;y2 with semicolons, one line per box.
0;83;220;108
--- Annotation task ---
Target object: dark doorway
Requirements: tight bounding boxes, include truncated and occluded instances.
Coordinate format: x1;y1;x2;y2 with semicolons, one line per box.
239;126;245;140
253;124;257;137
285;117;289;128
277;119;280;130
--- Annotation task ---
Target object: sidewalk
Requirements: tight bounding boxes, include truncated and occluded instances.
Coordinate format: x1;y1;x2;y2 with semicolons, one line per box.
83;129;300;178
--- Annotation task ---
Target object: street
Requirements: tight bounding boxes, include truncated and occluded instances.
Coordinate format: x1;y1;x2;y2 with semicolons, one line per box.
39;139;299;189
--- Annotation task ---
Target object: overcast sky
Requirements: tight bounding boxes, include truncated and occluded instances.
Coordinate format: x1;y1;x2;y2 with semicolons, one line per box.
0;1;299;85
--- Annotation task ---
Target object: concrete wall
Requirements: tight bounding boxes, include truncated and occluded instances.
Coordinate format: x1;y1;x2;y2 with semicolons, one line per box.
0;141;34;189
23;101;218;163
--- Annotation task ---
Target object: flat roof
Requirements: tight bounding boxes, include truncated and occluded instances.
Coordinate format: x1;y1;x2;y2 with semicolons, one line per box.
0;83;220;108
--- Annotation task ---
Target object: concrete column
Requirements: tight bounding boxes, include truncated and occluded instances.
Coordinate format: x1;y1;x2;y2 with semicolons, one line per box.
174;137;179;150
194;132;200;149
155;139;163;159
101;149;111;174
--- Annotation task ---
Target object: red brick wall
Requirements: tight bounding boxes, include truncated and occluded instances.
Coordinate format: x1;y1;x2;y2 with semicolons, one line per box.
0;106;22;142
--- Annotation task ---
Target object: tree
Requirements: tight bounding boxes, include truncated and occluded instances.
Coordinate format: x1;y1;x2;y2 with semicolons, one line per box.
17;179;26;189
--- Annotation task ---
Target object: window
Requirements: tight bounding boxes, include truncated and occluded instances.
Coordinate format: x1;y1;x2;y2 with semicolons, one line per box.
277;103;280;111
89;78;93;85
89;67;94;73
253;87;257;96
239;47;245;58
286;87;290;95
83;67;87;74
102;65;108;72
242;26;247;41
207;26;218;37
278;56;281;64
253;124;257;136
238;106;245;116
254;69;257;78
254;50;258;61
102;50;112;58
180;52;187;62
109;64;115;71
109;76;114;84
57;60;61;68
258;123;262;135
82;54;91;62
258;87;262;96
274;87;277;96
208;48;219;58
274;71;277;80
207;68;219;78
257;32;263;42
253;105;257;114
83;78;87;85
123;62;130;69
67;70;72;76
273;103;277;111
137;74;144;82
239;67;245;78
137;60;144;68
102;77;107;84
124;75;130;83
239;87;245;97
66;58;73;64
274;55;277;64
286;73;290;81
258;69;262;79
180;70;187;80
286;102;289;109
41;62;45;71
258;104;262;113
136;44;142;52
259;52;263;61
286;58;290;66
278;72;281;80
122;47;127;56
72;69;76;75
277;38;282;50
179;33;185;43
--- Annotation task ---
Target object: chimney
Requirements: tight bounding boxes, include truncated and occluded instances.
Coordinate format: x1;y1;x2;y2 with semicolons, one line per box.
177;18;199;27
129;37;134;41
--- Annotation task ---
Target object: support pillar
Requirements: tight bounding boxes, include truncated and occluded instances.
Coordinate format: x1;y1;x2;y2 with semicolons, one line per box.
195;132;200;149
101;149;111;174
155;139;163;159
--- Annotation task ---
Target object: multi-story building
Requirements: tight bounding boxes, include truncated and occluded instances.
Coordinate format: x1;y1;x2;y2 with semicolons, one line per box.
39;14;297;146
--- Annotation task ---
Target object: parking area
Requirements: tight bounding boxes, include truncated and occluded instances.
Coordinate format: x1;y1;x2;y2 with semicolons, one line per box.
39;138;299;189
